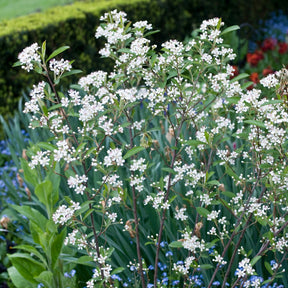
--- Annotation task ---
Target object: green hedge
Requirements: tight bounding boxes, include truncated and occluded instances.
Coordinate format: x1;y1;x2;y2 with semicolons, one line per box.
0;0;287;119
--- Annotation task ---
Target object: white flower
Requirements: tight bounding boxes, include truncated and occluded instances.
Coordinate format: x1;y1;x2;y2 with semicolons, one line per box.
104;148;124;167
49;59;72;76
53;201;80;225
235;258;255;278
260;73;279;88
175;207;188;221
130;158;146;172
67;175;88;195
18;43;41;71
79;71;107;91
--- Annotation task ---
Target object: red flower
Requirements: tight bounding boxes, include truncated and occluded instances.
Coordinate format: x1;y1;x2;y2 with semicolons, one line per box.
246;50;264;67
247;72;259;90
250;72;259;84
261;38;277;52
230;65;239;79
262;67;274;77
278;42;288;54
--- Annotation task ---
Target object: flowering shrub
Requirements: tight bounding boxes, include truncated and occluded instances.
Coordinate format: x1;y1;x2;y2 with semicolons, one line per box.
10;9;288;287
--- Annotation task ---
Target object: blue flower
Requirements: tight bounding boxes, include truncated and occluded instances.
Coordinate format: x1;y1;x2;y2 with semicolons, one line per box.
165;251;173;257
111;274;122;281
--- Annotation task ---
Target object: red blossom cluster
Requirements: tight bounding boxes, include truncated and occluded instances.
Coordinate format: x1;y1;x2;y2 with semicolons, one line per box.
247;38;288;67
236;37;288;90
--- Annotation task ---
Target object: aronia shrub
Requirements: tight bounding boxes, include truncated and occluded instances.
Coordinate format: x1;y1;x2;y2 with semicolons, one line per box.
10;9;288;288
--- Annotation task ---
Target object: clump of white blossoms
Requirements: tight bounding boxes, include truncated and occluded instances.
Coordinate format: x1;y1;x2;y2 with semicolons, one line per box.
52;201;80;225
103;147;124;167
49;58;72;76
18;43;41;71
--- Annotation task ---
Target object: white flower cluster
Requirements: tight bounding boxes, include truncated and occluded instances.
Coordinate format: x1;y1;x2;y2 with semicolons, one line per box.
175;207;188;221
67;174;88;195
182;230;206;253
173;256;195;275
53;139;76;163
199;18;224;44
49;58;72;76
130;158;146;172
52;201;80;225
23;81;46;114
235;257;255;278
144;191;170;210
29;150;50;169
260;73;279;88
79;71;107;91
103;148;124;167
64;229;88;250
18;43;41;71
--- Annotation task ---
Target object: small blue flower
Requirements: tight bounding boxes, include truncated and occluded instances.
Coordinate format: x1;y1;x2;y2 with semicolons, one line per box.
111;274;122;281
130;265;136;271
165;251;173;257
160;241;168;248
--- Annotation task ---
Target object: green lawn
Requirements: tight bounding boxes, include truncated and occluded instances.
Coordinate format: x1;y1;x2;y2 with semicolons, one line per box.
0;0;77;21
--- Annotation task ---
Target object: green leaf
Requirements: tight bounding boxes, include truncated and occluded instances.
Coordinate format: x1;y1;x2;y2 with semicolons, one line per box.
8;253;45;284
264;261;273;275
123;146;145;160
34;271;53;288
207;180;220;186
35;180;55;218
14;245;47;266
169;241;183;248
244;120;266;129
8;266;34;288
41;41;46;61
261;99;283;106
250;255;261;266
230;73;249;83
112;267;125;275
46;46;70;62
220;25;240;36
20;158;39;186
37;142;56;151
12;61;22;68
162;167;176;174
225;165;239;180
185;140;206;147
221;191;235;198
50;227;66;269
61;255;94;266
196;207;210;218
61;69;82;78
12;205;47;231
199;264;214;270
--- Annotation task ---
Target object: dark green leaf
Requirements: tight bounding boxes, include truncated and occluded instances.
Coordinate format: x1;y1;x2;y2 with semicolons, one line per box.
8;266;33;288
169;241;183;248
220;25;240;36
196;207;210;217
46;46;70;62
244;120;266;129
123;146;145;160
